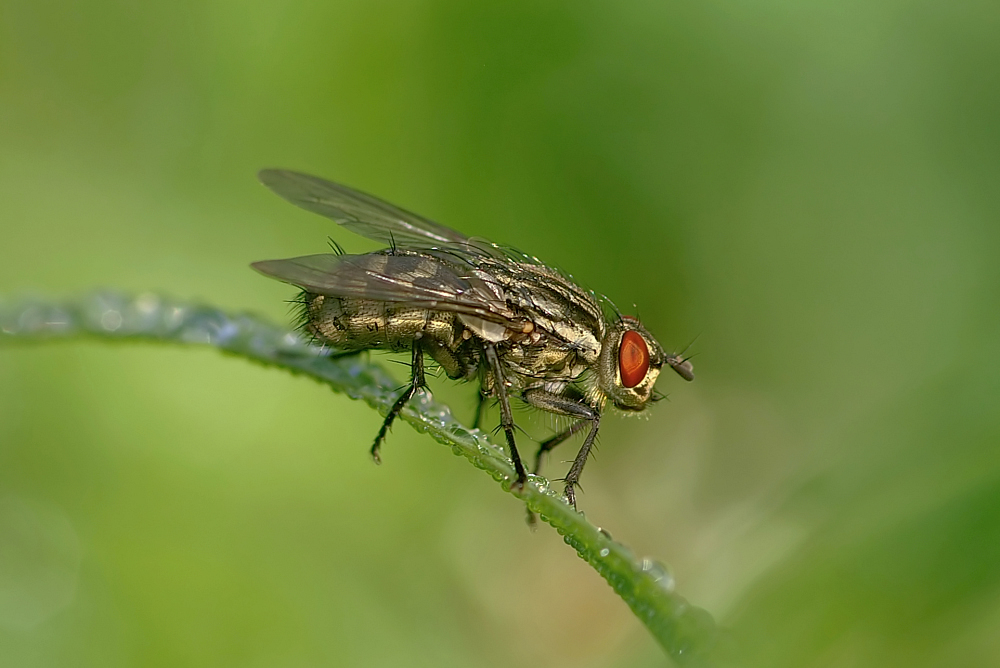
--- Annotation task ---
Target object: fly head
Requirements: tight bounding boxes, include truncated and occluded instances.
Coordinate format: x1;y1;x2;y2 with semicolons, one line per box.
597;316;693;411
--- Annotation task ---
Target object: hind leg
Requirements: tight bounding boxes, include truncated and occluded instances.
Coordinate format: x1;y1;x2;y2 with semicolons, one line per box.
370;343;425;463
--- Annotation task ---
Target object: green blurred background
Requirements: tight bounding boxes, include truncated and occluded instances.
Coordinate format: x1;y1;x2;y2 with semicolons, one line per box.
1;1;998;666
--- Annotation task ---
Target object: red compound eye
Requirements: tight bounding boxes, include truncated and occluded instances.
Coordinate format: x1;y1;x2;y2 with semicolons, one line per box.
618;330;649;388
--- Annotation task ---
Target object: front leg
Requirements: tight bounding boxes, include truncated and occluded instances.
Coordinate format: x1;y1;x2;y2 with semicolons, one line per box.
522;389;601;509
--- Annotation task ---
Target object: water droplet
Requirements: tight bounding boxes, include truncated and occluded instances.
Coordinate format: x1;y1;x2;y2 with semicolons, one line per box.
166;306;185;328
599;548;610;557
640;558;675;592
100;310;122;332
17;306;43;333
135;292;159;313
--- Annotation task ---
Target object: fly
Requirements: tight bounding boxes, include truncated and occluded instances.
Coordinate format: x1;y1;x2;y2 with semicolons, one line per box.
252;170;693;509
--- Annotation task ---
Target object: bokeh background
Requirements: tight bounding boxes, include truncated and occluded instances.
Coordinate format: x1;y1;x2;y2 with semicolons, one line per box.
1;1;998;666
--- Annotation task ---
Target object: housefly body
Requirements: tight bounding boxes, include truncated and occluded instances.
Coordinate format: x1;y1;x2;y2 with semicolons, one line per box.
252;170;693;509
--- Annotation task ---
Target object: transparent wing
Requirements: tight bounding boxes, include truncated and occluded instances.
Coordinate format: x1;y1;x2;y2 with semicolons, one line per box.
259;169;472;247
251;252;516;324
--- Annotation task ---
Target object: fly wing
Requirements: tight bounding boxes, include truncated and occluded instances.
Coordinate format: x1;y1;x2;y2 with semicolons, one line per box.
259;169;471;247
252;252;515;324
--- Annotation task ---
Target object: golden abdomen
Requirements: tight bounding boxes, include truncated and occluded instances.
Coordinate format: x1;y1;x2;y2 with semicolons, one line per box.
304;294;460;351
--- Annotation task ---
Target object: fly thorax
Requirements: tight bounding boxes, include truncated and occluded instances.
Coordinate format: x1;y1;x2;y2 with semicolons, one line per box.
544;322;598;371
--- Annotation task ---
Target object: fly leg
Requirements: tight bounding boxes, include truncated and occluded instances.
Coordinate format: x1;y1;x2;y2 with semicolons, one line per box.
563;416;601;509
522;389;601;509
524;417;588;526
370;342;425;464
484;343;528;488
329;350;365;358
533;420;589;475
473;389;488;431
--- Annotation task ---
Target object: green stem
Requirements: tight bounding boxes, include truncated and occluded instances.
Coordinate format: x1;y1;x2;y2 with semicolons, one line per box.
0;291;720;664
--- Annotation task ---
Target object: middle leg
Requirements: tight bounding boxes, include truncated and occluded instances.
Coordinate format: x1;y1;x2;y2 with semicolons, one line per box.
484;343;528;487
